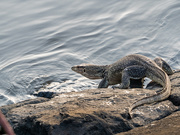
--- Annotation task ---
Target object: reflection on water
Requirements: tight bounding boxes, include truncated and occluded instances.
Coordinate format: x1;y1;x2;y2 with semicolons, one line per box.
0;0;180;106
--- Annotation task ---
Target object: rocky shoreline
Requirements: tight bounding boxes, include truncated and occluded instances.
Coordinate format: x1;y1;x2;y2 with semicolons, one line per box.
0;70;180;135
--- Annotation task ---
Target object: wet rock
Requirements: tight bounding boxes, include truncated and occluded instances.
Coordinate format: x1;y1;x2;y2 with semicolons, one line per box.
0;70;179;135
33;91;58;99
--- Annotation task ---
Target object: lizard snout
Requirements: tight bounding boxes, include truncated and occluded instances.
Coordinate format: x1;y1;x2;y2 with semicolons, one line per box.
71;66;77;71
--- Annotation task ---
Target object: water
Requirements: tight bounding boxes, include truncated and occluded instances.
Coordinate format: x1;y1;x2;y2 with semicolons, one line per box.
0;0;180;106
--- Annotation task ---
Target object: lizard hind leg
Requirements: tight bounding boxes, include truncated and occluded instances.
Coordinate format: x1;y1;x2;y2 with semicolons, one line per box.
116;65;147;89
154;57;173;75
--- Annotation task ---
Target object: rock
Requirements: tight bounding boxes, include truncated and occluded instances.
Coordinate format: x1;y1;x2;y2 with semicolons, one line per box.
33;91;58;99
116;110;180;135
1;97;49;115
0;70;180;135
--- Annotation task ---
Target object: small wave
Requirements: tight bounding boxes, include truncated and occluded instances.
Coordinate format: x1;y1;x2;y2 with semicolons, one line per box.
33;77;98;95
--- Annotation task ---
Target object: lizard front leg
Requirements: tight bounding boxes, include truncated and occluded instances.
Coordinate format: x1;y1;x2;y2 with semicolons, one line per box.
114;65;147;89
98;77;109;88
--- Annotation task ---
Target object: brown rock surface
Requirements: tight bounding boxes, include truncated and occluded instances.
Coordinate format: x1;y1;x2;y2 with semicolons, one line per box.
117;110;180;135
0;70;180;135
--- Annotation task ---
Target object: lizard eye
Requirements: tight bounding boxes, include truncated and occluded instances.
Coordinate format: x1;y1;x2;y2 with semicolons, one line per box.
83;68;86;72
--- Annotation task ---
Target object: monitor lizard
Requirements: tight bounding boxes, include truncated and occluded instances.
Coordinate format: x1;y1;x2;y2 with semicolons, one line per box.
71;54;173;117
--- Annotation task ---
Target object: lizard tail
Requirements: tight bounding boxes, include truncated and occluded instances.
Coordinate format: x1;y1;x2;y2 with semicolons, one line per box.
129;73;171;118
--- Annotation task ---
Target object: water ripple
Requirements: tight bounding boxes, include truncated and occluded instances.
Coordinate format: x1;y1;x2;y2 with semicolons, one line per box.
0;0;180;106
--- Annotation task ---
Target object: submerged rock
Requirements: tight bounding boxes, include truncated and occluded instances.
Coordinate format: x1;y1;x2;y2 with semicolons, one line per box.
0;70;180;135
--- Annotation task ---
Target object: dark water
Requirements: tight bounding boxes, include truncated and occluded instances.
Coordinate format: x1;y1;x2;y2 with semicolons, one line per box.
0;0;180;106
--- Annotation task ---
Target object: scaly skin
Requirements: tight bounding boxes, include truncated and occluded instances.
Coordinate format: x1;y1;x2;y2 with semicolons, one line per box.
71;54;173;117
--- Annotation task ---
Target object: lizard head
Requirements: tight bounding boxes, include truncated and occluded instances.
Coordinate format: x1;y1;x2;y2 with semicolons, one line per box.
71;64;106;79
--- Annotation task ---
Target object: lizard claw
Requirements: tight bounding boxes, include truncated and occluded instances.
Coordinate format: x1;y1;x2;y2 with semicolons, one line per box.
112;86;116;89
112;86;119;89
